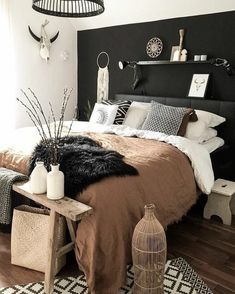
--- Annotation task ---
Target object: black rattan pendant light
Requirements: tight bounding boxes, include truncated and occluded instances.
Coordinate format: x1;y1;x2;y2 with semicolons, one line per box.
32;0;105;17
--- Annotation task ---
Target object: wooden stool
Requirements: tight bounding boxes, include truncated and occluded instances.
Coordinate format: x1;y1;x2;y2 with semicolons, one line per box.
13;181;93;294
204;178;235;225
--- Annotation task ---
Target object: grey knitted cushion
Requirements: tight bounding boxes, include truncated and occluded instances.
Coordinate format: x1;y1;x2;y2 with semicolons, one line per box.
142;101;188;135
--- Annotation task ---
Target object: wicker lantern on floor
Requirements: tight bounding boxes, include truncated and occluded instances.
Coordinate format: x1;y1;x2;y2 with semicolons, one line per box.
132;204;167;293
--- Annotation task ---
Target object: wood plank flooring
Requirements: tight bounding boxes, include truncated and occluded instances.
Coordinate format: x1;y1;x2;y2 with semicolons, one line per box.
0;216;234;293
166;216;235;293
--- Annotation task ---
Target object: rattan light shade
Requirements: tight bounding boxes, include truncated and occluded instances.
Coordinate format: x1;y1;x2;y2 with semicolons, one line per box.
32;0;105;17
132;204;167;293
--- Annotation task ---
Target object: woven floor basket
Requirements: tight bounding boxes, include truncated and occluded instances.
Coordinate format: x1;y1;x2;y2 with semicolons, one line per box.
11;205;66;274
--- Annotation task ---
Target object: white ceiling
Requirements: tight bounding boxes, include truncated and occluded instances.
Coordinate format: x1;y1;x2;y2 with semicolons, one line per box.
69;0;235;31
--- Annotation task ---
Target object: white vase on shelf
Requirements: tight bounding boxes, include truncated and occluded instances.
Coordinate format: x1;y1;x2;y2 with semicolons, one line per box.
47;164;64;200
30;161;48;194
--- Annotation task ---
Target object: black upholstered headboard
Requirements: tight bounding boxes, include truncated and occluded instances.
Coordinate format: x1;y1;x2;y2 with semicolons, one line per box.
115;94;235;146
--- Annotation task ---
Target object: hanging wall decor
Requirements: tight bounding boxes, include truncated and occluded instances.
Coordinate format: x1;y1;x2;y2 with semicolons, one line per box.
97;51;109;103
170;29;188;62
146;37;163;58
28;19;59;63
32;0;105;18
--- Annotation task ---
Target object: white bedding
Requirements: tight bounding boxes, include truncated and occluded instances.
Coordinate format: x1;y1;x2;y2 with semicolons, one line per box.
200;137;224;153
1;121;214;194
66;121;214;194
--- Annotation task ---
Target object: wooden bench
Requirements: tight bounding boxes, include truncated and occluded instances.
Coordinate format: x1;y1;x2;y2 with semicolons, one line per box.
13;181;93;294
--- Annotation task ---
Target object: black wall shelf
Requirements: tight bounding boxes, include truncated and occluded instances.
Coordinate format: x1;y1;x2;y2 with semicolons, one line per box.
137;60;213;65
120;58;233;75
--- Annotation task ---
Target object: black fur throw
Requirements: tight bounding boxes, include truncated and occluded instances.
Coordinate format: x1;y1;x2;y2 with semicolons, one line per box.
29;136;138;198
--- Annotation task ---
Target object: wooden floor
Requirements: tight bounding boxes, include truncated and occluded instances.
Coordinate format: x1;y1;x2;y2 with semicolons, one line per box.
167;216;235;294
0;216;234;293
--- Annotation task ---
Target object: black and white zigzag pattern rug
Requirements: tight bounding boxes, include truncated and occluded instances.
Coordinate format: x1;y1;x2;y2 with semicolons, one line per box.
0;258;213;294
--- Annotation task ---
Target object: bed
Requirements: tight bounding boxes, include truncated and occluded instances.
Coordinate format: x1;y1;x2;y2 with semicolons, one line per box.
115;94;235;180
0;95;235;294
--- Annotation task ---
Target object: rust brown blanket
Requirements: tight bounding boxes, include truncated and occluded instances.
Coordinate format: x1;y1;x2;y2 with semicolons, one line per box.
0;131;197;294
74;133;197;293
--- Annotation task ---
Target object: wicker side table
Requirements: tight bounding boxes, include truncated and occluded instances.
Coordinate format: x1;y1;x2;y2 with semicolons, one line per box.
204;178;235;225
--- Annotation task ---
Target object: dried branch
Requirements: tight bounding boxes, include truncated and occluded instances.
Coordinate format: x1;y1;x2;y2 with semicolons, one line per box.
26;110;46;143
20;90;48;140
16;97;47;142
49;101;57;141
67;109;76;137
17;88;74;165
28;88;52;139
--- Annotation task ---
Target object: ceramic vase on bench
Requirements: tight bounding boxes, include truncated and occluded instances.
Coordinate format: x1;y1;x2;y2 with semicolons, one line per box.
30;162;64;200
47;164;64;200
30;161;48;194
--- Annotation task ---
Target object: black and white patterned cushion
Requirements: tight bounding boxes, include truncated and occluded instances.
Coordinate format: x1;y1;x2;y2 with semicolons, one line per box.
102;100;132;125
142;101;188;135
89;103;118;125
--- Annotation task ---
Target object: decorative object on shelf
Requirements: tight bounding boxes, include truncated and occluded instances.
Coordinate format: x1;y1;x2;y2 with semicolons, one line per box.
188;74;210;98
132;204;167;294
170;46;179;61
118;60;142;90
29;161;48;194
180;49;188;61
171;29;187;62
47;164;64;200
32;0;105;17
194;55;201;61
214;58;234;76
146;37;163;58
28;19;59;63
17;88;75;200
200;55;207;61
97;51;109;103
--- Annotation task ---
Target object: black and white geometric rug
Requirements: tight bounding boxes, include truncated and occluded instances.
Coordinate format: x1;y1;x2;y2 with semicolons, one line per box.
0;258;213;294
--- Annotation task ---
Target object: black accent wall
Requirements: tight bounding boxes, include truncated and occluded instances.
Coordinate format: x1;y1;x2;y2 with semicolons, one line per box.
77;11;235;119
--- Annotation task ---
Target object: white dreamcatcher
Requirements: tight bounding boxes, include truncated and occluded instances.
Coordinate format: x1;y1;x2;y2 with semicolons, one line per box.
97;51;109;103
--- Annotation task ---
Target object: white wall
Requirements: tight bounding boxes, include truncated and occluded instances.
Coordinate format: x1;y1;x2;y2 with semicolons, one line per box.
71;0;235;31
10;0;77;128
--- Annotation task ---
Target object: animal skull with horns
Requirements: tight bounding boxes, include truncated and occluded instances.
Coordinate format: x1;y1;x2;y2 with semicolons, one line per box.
28;20;59;63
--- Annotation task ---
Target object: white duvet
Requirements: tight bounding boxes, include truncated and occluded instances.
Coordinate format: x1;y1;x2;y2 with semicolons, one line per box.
1;121;214;194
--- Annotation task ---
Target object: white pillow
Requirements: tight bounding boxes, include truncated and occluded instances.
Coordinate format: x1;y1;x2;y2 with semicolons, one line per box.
195;110;226;127
89;103;118;125
185;120;217;143
123;101;151;129
200;137;224;153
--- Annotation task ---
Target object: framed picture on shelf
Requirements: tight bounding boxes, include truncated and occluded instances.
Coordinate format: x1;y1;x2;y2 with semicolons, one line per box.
170;46;179;61
188;73;210;98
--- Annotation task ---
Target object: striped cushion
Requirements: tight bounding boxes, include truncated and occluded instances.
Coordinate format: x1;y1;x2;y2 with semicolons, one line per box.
102;100;132;125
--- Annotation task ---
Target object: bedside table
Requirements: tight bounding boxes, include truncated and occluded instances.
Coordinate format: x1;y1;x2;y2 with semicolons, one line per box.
204;178;235;225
